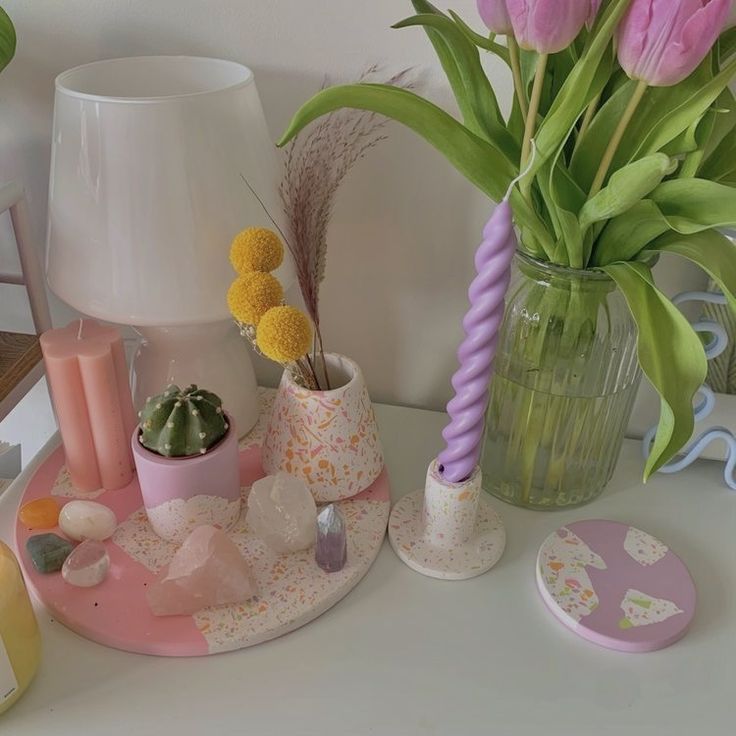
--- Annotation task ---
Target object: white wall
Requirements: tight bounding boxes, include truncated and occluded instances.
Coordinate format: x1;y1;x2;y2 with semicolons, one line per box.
0;0;705;462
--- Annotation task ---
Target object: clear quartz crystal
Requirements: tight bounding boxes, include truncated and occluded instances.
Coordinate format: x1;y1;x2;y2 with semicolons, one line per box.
315;504;347;573
247;473;317;553
62;539;110;587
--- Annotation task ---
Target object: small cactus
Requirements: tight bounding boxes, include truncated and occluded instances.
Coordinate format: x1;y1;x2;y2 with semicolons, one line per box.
138;385;229;458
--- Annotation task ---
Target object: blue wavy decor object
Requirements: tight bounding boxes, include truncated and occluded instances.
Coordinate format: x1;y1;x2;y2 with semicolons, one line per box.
643;290;736;491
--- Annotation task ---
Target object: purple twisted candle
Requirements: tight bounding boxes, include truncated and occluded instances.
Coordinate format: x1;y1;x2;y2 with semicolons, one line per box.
437;200;517;483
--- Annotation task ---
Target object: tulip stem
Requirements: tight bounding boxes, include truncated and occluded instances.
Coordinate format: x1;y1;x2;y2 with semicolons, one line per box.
508;38;528;123
575;91;601;154
589;80;648;197
521;53;548;196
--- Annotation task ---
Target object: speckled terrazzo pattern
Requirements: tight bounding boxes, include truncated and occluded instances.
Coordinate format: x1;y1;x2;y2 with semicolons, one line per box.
51;466;105;499
262;364;384;503
113;492;389;652
20;388;390;656
388;488;506;580
144;495;241;543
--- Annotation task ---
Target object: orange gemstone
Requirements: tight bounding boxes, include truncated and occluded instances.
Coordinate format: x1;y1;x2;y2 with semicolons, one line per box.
19;498;61;530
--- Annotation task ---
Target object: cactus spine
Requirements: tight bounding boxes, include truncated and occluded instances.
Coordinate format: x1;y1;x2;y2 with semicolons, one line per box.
139;385;228;458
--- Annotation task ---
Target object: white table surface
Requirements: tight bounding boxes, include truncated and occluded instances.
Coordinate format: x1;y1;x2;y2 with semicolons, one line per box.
1;402;735;736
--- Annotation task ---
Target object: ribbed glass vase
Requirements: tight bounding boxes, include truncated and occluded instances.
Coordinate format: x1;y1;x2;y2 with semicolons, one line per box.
481;253;642;510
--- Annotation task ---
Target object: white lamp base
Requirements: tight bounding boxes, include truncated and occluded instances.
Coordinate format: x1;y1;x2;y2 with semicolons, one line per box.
388;462;506;580
130;321;259;437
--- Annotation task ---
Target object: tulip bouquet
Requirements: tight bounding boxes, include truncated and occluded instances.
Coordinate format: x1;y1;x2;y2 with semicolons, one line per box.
279;0;736;482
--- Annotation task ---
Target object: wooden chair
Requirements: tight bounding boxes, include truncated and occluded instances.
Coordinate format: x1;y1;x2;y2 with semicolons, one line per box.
0;182;51;422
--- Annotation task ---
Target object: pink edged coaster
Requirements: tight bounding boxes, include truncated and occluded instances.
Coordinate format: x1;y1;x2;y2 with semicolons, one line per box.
15;389;390;656
536;520;696;653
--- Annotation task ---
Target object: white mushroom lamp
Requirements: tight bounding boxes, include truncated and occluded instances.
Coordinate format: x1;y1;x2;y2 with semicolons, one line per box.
46;56;293;435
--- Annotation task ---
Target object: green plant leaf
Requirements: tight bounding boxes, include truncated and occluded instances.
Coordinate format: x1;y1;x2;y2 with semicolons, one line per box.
592;201;671;266
579;154;674;233
0;6;16;74
393;13;514;155
404;2;480;141
699;124;736;182
650;179;736;231
638;57;736;159
720;27;736;64
571;58;716;191
644;229;736;314
602;261;707;480
277;82;554;252
531;0;630;182
446;9;510;63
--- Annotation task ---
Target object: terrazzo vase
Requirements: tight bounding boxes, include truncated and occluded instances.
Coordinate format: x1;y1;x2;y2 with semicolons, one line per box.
131;415;241;542
262;354;383;502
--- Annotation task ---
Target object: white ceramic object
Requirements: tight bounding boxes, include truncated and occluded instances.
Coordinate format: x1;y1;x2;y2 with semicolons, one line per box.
388;460;505;580
46;56;295;435
262;354;384;502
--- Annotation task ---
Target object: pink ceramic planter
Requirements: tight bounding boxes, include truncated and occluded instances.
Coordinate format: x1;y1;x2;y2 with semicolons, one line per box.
131;414;241;542
262;354;384;502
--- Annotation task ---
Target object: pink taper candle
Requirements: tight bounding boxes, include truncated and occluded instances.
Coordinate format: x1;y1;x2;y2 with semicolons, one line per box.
437;200;517;483
40;320;137;492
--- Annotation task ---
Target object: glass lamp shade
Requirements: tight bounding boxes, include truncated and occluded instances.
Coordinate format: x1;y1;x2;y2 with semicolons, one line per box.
46;56;292;325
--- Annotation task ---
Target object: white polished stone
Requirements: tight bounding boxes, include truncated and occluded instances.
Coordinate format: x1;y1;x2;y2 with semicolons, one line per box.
58;500;118;542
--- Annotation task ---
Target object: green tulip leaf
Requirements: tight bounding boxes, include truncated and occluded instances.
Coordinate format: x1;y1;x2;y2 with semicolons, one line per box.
638;57;736;160
592;201;671;266
404;3;479;142
644;229;736;314
579;154;675;233
277;82;554;252
531;0;631;182
446;10;510;63
602;261;707;480
650;179;736;231
0;6;16;74
393;13;513;155
699;124;736;182
575;54;735;189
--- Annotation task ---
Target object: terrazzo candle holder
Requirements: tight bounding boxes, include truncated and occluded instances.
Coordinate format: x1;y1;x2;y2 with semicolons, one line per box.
132;414;241;542
388;460;505;580
262;354;383;502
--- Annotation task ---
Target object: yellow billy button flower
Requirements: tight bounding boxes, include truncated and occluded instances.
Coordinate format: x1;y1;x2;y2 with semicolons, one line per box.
230;227;284;273
227;272;283;325
256;306;313;364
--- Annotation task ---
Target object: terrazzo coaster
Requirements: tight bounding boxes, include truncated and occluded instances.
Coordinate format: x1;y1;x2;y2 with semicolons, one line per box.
536;520;696;653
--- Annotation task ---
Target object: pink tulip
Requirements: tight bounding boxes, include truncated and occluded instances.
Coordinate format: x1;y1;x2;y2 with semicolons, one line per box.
477;0;513;35
507;0;592;54
618;0;733;87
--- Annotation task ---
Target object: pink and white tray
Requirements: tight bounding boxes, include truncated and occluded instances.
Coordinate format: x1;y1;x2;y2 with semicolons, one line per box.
15;389;390;656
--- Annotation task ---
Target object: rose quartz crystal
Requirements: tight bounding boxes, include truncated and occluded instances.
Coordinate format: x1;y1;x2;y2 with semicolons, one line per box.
146;525;258;616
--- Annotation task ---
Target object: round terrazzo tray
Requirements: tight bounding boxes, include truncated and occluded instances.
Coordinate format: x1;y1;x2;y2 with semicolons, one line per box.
15;390;390;657
536;520;696;653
